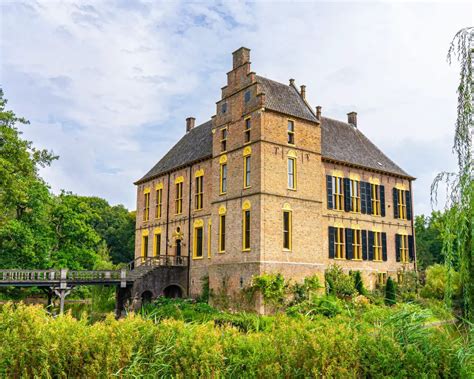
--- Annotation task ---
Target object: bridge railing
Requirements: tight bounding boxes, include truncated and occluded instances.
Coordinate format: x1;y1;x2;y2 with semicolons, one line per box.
67;270;123;281
0;270;60;282
127;255;188;270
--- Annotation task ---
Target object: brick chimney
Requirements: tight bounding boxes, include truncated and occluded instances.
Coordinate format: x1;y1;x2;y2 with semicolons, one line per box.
289;78;295;86
316;106;322;119
232;47;250;69
347;112;357;127
300;85;306;100
186;117;195;133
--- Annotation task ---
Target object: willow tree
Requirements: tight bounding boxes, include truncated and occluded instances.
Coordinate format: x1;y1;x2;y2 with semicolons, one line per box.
432;27;473;321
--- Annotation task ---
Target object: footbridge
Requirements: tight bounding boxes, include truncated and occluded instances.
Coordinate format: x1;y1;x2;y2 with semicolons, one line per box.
0;255;188;315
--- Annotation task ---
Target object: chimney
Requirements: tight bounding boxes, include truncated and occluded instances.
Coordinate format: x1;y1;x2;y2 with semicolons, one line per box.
316;106;322;119
232;47;250;69
289;78;295;86
186;117;195;133
300;85;306;99
347;112;357;127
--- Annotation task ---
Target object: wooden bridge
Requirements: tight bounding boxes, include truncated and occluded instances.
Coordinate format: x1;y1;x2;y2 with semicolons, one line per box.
0;255;188;313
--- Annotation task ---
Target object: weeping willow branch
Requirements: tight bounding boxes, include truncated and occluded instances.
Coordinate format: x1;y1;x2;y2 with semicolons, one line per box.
431;27;473;321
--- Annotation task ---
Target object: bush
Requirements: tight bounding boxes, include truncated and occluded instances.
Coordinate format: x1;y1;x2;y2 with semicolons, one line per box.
291;275;321;303
287;295;344;319
420;264;461;300
352;270;366;295
248;273;288;308
325;265;357;298
385;278;397;306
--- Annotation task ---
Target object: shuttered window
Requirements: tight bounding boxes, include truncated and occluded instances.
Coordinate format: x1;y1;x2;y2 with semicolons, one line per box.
353;229;362;260
397;234;409;263
350;180;360;212
394;188;412;220
373;231;382;261
332;177;344;210
335;227;345;259
371;184;381;216
398;189;407;219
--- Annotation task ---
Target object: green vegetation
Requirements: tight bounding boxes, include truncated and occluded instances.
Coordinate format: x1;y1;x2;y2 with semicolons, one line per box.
384;277;396;306
1;299;471;378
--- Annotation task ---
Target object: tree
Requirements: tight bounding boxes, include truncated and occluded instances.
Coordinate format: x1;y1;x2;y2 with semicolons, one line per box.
415;212;446;270
352;271;366;295
385;277;396;306
431;27;474;320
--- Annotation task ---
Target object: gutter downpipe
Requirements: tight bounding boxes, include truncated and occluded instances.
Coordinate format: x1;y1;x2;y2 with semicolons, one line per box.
187;165;193;297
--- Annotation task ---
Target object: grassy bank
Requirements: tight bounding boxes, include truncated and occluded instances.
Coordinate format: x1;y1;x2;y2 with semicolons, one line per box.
0;300;472;378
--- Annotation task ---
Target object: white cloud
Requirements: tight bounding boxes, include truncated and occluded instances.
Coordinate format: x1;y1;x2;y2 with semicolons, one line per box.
0;0;471;215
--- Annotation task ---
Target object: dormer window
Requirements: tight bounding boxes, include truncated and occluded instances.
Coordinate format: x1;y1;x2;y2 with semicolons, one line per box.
221;102;227;114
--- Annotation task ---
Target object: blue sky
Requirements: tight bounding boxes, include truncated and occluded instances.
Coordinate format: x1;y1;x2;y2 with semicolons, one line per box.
1;1;472;215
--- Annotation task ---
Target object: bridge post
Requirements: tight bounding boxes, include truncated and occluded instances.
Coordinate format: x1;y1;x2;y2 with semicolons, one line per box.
53;287;72;314
120;268;127;288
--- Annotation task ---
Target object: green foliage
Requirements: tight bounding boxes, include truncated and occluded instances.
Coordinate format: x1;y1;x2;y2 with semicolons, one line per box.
248;273;288;308
325;264;357;298
385;277;397;306
0;302;470;378
352;270;366;295
415;212;446;269
420;264;461;300
397;270;419;302
287;295;344;319
291;274;321;303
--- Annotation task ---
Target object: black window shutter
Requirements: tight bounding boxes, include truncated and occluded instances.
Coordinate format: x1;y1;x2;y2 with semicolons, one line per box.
368;231;374;261
395;234;401;262
361;182;367;214
326;175;333;209
382;232;387;261
406;191;412;220
328;226;335;259
362;230;368;260
393;188;399;219
366;183;373;215
345;228;353;260
408;235;415;262
344;178;351;212
380;185;386;217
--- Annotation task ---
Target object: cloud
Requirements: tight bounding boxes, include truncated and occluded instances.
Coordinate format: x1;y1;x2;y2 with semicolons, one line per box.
0;0;471;215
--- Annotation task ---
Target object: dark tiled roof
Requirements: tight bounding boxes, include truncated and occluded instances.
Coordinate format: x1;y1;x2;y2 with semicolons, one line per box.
321;116;411;177
256;76;318;122
136;120;213;183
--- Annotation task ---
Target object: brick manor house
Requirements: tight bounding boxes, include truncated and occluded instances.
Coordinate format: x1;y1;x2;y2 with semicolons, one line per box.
134;47;415;300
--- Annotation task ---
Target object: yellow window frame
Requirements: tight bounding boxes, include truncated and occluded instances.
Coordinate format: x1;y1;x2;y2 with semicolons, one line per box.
350;180;361;213
398;189;407;220
287;157;297;190
141;230;149;260
287;119;295;145
195;171;204;210
242;200;251;252
207;219;212;259
332;176;344;211
193;219;204;259
373;231;382;261
153;228;161;257
353;228;362;260
143;191;150;222
244;117;251;144
220;127;228;152
218;205;226;253
334;227;345;259
175;182;183;215
400;234;409;263
283;210;292;251
371;184;381;216
155;187;163;219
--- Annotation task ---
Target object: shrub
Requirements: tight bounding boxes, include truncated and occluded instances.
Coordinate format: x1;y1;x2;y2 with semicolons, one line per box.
287;295;344;319
325;265;357;298
352;270;367;295
420;264;461;300
291;275;321;303
385;277;397;306
248;273;288;308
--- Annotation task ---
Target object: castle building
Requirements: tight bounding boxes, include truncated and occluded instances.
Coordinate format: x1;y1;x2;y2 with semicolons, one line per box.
134;47;415;300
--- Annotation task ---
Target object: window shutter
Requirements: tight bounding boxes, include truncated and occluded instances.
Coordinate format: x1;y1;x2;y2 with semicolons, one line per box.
328;226;335;259
368;231;374;261
344;178;351;212
406;191;412;220
382;232;387;261
380;185;386;217
408;235;415;262
362;230;368;260
393;188;399;218
345;228;353;260
366;183;373;215
361;182;367;214
395;234;401;262
326;175;333;209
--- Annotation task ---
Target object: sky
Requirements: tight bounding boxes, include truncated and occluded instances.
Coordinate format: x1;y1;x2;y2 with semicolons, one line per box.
0;0;472;215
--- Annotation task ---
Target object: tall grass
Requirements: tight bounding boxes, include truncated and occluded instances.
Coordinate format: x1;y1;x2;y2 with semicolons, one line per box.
0;301;471;378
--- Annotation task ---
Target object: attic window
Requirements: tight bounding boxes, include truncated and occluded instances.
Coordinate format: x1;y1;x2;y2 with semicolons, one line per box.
221;102;227;114
244;90;251;103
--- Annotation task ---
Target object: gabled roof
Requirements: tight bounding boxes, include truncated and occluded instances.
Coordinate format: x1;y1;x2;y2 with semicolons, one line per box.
136;120;213;184
321;117;411;178
256;76;318;123
136;76;412;184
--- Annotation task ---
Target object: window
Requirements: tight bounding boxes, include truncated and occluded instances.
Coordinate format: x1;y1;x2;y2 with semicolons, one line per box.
143;190;150;221
244;118;251;143
371;184;381;216
335;227;345;259
373;231;382;261
350;180;360;212
400;234;409;263
287;120;295;144
221;102;227;114
244;90;251;103
175;179;183;214
221;128;227;152
398;189;407;220
288;157;296;189
243;156;251;188
332;176;343;210
242;201;251;251
195;171;204;210
141;232;149;259
208;220;212;259
153;231;161;257
377;272;388;286
353;229;362;260
193;223;203;259
220;161;227;194
219;214;226;253
283;210;292;250
155;186;163;219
